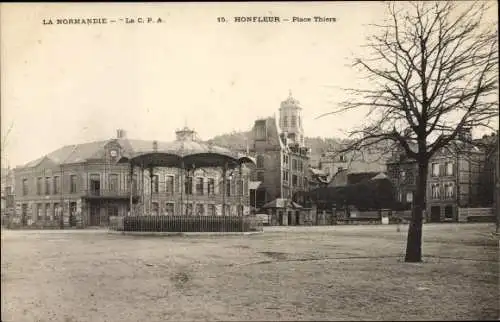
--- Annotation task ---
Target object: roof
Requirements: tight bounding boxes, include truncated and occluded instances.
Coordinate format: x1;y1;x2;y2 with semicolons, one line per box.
22;140;110;168
327;170;348;187
261;198;303;209
249;181;262;190
19;135;254;169
347;172;382;185
309;167;327;176
371;172;389;180
119;139;255;169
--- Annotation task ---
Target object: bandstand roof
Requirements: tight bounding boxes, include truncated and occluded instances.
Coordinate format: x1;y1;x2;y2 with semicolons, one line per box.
118;139;255;169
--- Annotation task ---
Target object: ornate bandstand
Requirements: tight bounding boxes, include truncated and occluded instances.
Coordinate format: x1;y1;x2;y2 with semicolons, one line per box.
118;126;256;217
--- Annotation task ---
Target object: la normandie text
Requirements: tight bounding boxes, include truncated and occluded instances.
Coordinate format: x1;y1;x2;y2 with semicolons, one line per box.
43;18;109;25
42;17;163;25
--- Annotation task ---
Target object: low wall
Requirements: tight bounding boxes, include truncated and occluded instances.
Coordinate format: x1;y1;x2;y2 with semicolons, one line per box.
458;208;495;223
2;216;84;229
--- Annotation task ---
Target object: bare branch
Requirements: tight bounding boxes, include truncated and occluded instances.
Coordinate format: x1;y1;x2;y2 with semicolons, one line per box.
318;1;497;166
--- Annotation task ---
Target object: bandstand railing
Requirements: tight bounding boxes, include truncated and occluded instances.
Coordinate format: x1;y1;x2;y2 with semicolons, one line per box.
109;215;263;233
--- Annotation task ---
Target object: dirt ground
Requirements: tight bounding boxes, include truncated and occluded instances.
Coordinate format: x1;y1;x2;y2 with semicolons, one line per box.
1;223;498;321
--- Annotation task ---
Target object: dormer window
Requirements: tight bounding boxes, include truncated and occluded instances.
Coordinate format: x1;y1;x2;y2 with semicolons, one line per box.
255;122;266;140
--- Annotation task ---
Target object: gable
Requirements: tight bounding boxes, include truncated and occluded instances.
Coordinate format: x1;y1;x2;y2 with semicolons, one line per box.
34;156;60;170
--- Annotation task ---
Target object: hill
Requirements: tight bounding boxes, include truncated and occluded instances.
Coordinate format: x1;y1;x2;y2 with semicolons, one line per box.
207;131;345;167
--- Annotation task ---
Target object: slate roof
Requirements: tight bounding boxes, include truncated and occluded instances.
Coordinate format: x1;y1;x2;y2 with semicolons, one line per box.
22;140;110;168
347;171;382;185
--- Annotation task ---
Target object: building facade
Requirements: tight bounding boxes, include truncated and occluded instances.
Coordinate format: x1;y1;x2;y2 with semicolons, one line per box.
387;135;496;222
1;168;15;225
249;92;310;208
12;128;252;228
317;143;389;182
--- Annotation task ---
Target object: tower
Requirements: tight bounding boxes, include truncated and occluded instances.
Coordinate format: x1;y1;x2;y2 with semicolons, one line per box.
279;90;304;147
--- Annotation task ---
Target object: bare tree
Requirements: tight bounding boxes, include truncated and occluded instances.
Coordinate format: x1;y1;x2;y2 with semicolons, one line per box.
318;1;498;262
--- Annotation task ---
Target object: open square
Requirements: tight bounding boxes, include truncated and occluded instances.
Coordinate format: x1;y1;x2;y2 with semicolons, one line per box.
2;223;498;321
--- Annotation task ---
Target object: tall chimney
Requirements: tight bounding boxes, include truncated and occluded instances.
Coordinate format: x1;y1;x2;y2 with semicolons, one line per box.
116;129;126;139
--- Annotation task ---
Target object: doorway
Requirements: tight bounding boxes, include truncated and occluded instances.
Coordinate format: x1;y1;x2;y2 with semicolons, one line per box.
295;211;300;226
21;204;28;225
430;206;441;223
90;174;101;196
444;205;454;221
90;204;100;226
288;211;292;226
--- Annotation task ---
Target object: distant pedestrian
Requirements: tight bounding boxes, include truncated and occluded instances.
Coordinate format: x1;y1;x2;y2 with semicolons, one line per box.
396;215;403;232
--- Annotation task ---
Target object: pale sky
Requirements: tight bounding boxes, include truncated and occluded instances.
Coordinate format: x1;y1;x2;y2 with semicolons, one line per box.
1;2;498;168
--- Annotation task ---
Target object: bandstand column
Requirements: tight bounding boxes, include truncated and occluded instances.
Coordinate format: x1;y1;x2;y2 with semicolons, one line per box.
222;163;227;216
149;167;154;215
141;162;145;216
239;163;243;216
129;163;134;216
180;161;184;216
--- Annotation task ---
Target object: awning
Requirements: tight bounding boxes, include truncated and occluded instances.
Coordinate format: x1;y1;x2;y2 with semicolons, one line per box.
261;198;303;209
371;172;389;180
249;181;262;190
309;167;326;176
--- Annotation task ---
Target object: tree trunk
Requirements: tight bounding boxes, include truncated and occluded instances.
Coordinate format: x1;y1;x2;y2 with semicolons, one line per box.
405;160;428;262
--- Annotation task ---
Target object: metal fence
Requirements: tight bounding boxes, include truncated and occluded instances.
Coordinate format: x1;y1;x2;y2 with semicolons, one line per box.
109;215;263;233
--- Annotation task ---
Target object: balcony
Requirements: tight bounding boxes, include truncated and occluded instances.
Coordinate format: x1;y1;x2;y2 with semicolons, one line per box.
83;188;140;200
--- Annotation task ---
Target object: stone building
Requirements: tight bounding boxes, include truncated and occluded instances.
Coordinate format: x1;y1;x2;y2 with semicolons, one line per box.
248;92;310;208
1;167;15;225
316;142;389;184
386;132;497;222
306;143;389;191
12;128;252;228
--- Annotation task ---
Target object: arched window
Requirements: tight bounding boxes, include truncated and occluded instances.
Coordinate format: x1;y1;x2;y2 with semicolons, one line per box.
291;116;297;127
256;155;265;168
283;116;288;127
